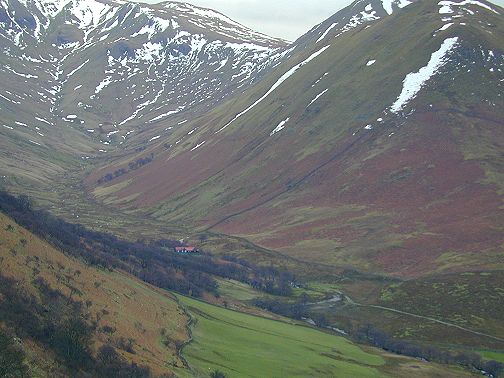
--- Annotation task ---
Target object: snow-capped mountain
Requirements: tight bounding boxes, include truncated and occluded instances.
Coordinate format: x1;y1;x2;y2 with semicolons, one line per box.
0;0;288;153
85;0;504;279
1;0;504;366
1;0;503;281
294;0;414;48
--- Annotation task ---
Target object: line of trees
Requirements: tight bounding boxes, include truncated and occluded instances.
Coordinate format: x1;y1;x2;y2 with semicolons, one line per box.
222;255;296;296
97;154;154;184
0;190;296;299
252;293;503;377
354;324;503;377
253;297;309;320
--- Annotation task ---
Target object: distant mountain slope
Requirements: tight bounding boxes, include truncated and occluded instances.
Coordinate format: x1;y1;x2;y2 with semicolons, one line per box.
295;0;414;47
89;0;504;278
0;0;288;187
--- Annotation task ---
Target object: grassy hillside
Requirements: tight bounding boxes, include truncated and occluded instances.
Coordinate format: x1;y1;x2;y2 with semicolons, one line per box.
375;272;504;345
177;295;477;378
0;211;189;376
85;0;504;281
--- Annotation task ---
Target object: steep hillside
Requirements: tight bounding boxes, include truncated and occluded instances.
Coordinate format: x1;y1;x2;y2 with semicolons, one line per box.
89;0;504;279
0;211;189;376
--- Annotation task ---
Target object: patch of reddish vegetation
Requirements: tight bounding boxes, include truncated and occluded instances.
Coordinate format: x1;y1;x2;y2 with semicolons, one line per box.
86;107;504;278
352;113;503;276
373;187;503;276
218;194;371;249
215;110;504;277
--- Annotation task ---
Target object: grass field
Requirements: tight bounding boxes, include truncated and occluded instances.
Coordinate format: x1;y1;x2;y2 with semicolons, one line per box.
177;295;386;378
477;350;504;363
216;279;264;302
176;295;477;378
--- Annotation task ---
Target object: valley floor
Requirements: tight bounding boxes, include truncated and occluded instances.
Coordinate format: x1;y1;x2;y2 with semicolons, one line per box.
1;167;503;377
0;198;490;378
176;295;477;378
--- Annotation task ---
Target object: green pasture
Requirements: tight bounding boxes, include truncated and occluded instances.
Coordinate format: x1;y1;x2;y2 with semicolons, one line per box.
177;295;386;378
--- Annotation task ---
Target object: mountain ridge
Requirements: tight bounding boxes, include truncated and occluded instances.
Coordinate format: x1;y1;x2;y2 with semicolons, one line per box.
84;0;504;278
0;0;503;281
0;0;293;191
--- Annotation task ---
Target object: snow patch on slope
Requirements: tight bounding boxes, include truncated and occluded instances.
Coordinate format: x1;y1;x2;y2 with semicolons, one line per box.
66;59;89;79
95;76;112;94
270;117;290;136
390;37;459;113
436;22;454;31
148;107;185;123
438;0;499;14
307;89;329;108
191;140;206;151
217;45;331;133
316;23;338;43
382;0;413;15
